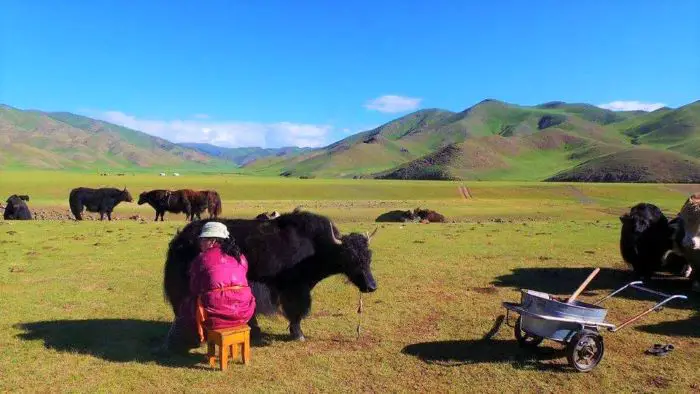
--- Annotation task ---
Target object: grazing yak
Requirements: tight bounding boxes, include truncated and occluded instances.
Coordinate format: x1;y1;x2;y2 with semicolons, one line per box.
666;194;700;292
138;189;193;221
619;202;690;280
375;210;417;223
69;187;133;221
413;208;446;223
255;211;280;220
3;195;32;220
164;210;379;341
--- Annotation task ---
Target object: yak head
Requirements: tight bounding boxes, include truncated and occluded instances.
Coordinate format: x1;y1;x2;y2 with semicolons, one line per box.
329;223;378;293
137;191;150;205
620;203;667;234
120;187;134;203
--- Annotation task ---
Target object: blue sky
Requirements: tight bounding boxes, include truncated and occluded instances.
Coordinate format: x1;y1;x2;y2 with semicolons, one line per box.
1;1;698;148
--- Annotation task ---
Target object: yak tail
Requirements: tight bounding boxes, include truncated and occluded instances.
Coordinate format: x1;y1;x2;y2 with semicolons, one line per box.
68;189;83;220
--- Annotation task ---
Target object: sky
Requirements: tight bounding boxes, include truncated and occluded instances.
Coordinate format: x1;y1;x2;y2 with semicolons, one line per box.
1;1;698;148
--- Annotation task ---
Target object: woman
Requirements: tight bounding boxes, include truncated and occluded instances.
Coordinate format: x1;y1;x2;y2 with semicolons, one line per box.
163;221;256;353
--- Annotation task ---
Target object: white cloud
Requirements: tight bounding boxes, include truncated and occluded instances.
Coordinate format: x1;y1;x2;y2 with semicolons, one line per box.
597;101;666;112
364;95;422;113
90;110;332;148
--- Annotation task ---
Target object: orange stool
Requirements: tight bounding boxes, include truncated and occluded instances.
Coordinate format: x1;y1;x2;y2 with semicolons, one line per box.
206;325;251;371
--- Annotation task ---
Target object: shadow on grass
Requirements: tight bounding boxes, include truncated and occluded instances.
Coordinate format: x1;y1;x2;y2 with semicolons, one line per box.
636;313;700;338
492;267;699;337
402;339;576;372
14;318;283;368
492;267;698;309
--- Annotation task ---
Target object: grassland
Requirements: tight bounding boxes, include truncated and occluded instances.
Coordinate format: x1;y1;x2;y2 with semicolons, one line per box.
1;171;699;393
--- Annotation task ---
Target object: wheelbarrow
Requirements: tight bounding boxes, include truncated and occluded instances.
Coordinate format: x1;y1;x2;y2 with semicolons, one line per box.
502;280;688;372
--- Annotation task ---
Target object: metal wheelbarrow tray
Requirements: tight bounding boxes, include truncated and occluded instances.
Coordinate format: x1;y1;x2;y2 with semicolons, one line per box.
502;281;687;372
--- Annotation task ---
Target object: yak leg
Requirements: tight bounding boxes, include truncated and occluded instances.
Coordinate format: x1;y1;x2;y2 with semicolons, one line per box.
280;285;312;341
248;315;262;342
107;211;112;221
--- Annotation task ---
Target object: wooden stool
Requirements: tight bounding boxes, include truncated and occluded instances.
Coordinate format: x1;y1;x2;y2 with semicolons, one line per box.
206;325;251;371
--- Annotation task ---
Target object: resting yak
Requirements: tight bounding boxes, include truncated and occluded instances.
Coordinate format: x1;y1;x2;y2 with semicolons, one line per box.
413;208;446;223
69;187;133;221
375;210;416;223
3;195;32;220
164;209;378;341
619;202;689;280
665;194;700;292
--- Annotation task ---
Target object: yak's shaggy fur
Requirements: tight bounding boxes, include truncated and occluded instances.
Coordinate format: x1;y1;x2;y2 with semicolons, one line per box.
138;189;193;221
68;187;133;221
163;210;378;341
3;194;32;220
619;202;687;279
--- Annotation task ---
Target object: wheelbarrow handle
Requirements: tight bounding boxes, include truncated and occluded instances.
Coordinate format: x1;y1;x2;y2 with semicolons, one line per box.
610;294;688;332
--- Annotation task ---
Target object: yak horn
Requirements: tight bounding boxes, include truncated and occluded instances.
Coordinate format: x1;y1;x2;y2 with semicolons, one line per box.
365;227;379;243
329;220;343;245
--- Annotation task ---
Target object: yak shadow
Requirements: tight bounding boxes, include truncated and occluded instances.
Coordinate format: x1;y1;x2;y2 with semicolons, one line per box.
636;313;700;338
17;319;222;369
402;339;575;372
492;267;698;310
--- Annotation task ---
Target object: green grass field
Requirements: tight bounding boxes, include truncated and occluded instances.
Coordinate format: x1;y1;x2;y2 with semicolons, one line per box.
1;171;698;392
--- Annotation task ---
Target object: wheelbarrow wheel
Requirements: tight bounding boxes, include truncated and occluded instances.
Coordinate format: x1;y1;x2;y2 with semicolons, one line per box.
514;316;543;348
566;330;604;372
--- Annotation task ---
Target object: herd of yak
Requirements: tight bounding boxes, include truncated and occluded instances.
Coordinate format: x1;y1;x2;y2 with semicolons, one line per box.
1;187;223;222
1;185;699;342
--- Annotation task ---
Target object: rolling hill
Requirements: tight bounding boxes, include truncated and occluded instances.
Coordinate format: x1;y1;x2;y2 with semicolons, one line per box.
2;99;699;182
0;105;234;171
178;143;314;166
244;99;700;181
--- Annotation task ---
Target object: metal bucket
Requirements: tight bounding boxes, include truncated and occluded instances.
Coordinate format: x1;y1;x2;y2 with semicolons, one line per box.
520;289;608;341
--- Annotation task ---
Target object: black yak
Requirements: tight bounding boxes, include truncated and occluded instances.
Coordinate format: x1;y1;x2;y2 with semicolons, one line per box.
619;202;689;280
3;195;32;220
375;210;417;223
137;189;193;221
69;187;133;221
163;210;378;341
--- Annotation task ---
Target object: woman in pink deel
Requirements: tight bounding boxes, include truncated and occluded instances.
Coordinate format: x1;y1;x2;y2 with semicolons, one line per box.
163;221;256;353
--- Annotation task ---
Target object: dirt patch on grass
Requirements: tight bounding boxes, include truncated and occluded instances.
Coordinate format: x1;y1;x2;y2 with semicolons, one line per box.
566;185;595;205
458;185;472;199
647;376;672;389
666;184;700;195
470;286;498;294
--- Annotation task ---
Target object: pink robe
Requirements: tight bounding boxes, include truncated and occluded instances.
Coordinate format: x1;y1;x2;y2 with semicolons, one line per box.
189;246;256;331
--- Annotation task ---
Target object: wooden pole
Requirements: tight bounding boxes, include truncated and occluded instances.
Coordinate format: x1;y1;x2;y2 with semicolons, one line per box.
567;268;600;304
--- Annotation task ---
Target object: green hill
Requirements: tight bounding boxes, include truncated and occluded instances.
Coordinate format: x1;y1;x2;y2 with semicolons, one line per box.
245;99;654;179
3;99;698;182
0;105;234;171
545;148;700;183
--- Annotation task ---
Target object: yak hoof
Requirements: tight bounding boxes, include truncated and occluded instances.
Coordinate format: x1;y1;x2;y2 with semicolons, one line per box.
293;335;306;342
